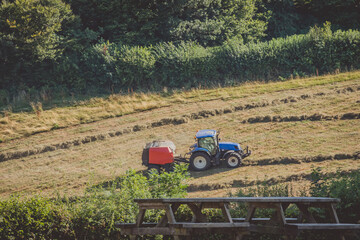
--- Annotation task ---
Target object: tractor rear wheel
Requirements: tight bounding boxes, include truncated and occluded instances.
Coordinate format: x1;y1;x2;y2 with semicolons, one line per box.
148;164;160;174
226;152;242;168
190;152;211;171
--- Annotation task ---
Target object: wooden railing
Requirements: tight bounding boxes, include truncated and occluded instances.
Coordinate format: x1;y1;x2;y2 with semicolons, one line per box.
116;197;360;240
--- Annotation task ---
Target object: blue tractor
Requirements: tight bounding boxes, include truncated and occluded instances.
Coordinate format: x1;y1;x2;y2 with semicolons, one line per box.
187;129;251;171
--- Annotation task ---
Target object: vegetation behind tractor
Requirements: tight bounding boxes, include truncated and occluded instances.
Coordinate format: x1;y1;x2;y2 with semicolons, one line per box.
142;129;251;172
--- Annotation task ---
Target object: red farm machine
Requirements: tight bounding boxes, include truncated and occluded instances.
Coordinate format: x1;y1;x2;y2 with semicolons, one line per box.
142;129;251;172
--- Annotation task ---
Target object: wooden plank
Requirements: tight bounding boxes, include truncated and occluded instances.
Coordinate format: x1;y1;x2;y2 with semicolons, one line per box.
134;197;340;204
171;222;250;228
233;218;298;223
128;227;188;235
157;202;180;227
285;223;360;230
136;208;146;227
275;203;286;226
187;203;207;223
248;202;281;208
295;203;316;223
201;202;224;208
137;203;168;209
330;203;340;223
221;203;233;223
250;225;285;234
245;204;256;222
165;203;176;224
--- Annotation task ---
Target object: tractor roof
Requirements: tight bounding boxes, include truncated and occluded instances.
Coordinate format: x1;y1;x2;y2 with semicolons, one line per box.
196;129;216;138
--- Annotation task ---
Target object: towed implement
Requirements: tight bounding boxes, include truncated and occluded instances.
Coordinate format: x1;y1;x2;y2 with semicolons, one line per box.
142;129;251;172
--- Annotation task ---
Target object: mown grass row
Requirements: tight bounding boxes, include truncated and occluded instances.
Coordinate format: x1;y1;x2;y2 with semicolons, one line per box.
2;110;359;162
1;81;358;160
1;70;360;143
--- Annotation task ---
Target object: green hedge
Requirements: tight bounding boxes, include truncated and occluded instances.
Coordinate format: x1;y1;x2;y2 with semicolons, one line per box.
79;23;360;90
61;24;360;91
2;24;360;105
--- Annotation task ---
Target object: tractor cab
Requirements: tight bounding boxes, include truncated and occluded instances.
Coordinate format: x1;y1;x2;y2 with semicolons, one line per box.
195;129;218;156
188;129;251;171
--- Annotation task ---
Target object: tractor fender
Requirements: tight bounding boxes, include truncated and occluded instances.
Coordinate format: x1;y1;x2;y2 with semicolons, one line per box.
222;150;236;160
188;147;211;156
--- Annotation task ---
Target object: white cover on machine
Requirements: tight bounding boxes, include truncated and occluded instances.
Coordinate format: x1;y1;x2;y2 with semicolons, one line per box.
144;140;176;153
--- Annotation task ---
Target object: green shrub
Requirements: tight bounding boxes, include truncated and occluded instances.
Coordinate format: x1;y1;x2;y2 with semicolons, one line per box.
230;183;301;219
0;196;74;239
310;168;360;223
152;41;217;88
71;164;189;239
0;164;190;240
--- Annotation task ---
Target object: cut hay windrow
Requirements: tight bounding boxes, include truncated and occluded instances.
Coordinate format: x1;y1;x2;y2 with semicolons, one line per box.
1;112;359;162
1;111;359;163
1;85;359;162
187;167;360;192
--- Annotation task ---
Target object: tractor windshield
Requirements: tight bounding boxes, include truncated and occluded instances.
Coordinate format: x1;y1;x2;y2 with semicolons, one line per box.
198;137;217;155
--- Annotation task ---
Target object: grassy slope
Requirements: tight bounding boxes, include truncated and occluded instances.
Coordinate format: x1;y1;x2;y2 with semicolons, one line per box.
1;71;360;142
0;72;359;198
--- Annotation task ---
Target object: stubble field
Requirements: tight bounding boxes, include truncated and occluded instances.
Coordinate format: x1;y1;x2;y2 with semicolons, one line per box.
1;72;359;199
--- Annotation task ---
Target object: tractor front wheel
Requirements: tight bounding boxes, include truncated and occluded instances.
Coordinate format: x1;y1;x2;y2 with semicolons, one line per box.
190;152;211;171
226;152;242;168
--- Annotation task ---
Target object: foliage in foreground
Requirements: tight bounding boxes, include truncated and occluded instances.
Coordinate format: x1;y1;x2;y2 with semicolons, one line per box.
1;166;360;239
0;164;189;240
310;168;360;223
230;171;360;239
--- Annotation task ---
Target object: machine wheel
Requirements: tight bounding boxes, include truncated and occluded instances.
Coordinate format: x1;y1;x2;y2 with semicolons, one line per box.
225;152;242;168
164;163;174;173
190;152;211;171
148;164;160;174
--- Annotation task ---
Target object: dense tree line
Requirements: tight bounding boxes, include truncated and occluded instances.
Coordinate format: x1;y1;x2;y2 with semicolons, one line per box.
0;0;359;106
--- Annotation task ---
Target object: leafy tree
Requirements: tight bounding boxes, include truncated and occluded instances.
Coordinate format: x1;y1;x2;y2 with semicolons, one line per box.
0;0;74;61
258;0;303;39
66;0;268;46
170;0;268;46
294;0;360;30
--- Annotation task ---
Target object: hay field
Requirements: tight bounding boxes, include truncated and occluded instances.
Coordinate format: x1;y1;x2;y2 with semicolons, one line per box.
0;72;359;198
